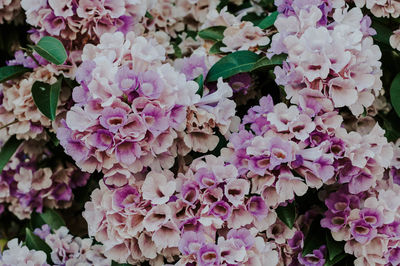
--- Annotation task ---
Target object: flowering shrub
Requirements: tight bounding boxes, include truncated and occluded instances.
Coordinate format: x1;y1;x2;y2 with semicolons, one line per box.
0;0;399;265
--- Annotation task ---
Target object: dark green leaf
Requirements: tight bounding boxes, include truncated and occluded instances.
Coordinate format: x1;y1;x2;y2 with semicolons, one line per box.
251;54;286;71
63;78;79;89
31;36;67;65
371;20;392;46
257;11;279;29
0;135;23;173
206;51;261;82
325;253;348;266
194;74;204;96
0;65;31;83
242;12;264;25
34;209;65;230
326;232;344;261
209;41;226;55
303;217;326;256
145;11;153;20
173;43;182;58
31;78;62;121
46;129;59;146
390;73;400;118
276;202;296;229
198;26;226;41
25;228;52;264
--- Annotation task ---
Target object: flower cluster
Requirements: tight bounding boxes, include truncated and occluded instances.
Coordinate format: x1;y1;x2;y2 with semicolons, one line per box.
271;1;382;116
57;31;236;187
221;21;270;53
1;0;400;264
83;155;280;264
0;224;110;266
0;64;71;140
33;224;110;265
0;140;89;219
321;178;400;265
228;95;392;206
0;238;48;265
21;0;150;50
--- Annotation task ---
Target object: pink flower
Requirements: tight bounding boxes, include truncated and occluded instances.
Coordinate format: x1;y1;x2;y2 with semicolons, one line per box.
142;171;176;205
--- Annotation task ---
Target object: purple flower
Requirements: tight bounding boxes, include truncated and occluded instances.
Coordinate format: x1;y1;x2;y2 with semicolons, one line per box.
115;140;141;165
388;247;400;265
90;129;114;151
209;201;232;221
197;243;220;266
138;70;163;99
141;103;169;136
99;107;128;133
179;231;205;256
391;167;400;186
113;185;140;209
227;228;255;250
350;219;377;244
229;73;252;94
42;12;66;36
379;221;400;238
116;65;140;93
76;60;96;85
348;171;375;194
325;191;358;213
288;231;304;251
181;54;208;80
246;196;268;218
267;137;294;170
116;15;134;34
52;183;72;201
298;245;326;266
195;168;217;189
181;181;199;205
320;211;348;232
33;224;51;240
360;208;383;228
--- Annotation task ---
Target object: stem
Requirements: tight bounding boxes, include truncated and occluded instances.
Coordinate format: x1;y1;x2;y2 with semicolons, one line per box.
0;120;18;131
20;47;40;67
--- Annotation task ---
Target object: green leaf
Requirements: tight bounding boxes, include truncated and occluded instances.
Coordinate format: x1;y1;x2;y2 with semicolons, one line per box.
209;41;226;55
0;135;23;173
276;202;296;229
46;129;59;146
63;78;79;89
194;74;204;96
25;228;52;264
0;239;7;252
31;208;65;231
242;12;264;25
251;54;287;71
198;26;226;41
390;73;400;118
324;253;348;266
326;232;344;261
206;51;261;82
0;65;31;83
257;11;279;29
145;11;153;20
371;19;392;46
31;78;62;121
173;43;182;58
303;217;326;256
31;36;67;65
